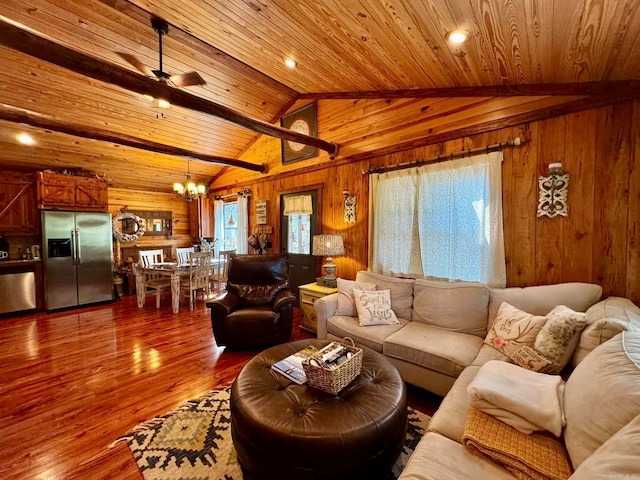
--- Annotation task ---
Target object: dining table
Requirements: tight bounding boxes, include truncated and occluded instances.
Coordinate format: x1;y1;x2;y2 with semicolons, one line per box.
134;259;221;313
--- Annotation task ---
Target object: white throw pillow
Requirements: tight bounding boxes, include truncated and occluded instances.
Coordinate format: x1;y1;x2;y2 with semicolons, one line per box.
484;302;547;357
353;288;399;327
334;278;376;317
534;305;587;373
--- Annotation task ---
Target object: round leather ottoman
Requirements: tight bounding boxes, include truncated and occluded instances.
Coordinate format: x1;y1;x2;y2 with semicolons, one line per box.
230;338;408;480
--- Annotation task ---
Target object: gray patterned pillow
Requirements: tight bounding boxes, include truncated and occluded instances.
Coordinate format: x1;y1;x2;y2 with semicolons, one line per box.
534;305;587;373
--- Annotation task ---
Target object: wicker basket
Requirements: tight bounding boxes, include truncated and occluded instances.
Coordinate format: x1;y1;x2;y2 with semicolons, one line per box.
303;338;363;395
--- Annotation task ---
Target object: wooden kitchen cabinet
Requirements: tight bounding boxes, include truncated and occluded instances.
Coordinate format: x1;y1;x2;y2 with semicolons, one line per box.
0;172;39;234
298;282;338;334
37;172;108;212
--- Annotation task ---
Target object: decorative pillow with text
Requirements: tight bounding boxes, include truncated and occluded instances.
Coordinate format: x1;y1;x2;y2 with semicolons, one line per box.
509;345;553;372
353;288;399;327
484;302;548;357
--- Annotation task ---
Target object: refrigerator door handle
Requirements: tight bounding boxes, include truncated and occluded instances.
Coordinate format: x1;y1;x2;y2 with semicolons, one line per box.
70;230;76;266
75;229;81;265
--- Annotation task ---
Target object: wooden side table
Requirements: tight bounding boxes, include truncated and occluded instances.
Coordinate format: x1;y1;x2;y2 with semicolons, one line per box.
298;282;338;334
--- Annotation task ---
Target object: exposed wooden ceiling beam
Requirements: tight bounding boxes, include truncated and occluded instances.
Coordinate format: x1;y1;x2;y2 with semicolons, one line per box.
97;0;298;103
0;17;339;157
298;80;640;100
0;103;267;173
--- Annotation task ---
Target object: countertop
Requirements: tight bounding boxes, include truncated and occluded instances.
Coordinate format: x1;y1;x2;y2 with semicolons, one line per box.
0;259;42;267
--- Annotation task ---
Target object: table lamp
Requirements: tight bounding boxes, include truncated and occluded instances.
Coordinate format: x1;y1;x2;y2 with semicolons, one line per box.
312;234;344;287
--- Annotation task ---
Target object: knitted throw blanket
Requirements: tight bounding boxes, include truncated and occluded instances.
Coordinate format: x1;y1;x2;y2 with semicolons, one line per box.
462;407;573;480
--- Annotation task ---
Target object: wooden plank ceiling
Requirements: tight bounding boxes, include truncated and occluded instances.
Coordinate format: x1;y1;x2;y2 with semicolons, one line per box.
0;0;639;192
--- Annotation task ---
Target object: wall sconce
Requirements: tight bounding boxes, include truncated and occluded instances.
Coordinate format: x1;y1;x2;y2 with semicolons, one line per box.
343;190;356;223
537;163;569;218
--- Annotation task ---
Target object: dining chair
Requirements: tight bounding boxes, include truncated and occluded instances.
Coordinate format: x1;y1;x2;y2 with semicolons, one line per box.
180;251;212;310
176;246;195;266
212;248;236;294
138;249;172;308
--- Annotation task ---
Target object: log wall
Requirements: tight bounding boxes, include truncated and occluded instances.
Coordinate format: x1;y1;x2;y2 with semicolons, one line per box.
211;99;640;305
107;188;193;262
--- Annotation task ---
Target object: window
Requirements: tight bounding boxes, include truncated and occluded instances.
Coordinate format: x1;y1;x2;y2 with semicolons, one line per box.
287;214;311;254
222;202;238;249
369;151;505;287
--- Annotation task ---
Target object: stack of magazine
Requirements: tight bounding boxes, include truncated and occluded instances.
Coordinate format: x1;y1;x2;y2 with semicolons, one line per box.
271;344;319;384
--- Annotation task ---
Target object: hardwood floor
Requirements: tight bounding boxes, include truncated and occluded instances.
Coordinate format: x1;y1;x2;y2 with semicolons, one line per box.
0;295;441;480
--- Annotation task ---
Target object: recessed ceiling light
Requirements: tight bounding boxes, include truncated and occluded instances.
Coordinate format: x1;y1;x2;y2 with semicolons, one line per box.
157;99;171;109
446;29;469;44
284;58;297;69
17;133;35;145
143;94;154;102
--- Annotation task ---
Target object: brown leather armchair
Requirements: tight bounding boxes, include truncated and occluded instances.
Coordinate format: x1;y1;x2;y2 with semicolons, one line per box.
207;254;296;349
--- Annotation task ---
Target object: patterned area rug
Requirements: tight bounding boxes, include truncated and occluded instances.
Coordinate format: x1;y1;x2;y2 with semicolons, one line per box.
114;387;430;480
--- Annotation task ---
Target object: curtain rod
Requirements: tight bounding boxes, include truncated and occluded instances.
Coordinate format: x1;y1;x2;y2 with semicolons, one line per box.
362;137;522;175
214;188;251;200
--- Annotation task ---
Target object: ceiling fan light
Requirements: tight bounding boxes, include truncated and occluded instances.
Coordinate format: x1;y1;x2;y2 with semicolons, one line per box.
446;29;469;44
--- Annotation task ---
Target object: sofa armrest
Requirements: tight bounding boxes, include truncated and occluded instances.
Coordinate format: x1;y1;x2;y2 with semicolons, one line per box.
314;292;338;339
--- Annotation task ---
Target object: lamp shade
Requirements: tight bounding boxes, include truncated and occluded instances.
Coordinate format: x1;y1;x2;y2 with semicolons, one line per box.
312;234;344;257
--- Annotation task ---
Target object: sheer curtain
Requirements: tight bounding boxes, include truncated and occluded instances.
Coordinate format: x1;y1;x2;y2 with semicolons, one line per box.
213;199;224;257
369;151;505;287
236;195;248;254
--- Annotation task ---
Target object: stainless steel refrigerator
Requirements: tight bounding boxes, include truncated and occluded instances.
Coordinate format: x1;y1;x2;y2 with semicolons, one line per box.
42;211;114;310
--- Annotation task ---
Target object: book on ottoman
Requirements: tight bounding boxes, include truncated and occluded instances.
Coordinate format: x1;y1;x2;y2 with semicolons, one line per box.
271;344;319;384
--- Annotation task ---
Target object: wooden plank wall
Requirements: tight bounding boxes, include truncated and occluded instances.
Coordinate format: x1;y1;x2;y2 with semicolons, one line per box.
107;188;193;262
212;99;640;306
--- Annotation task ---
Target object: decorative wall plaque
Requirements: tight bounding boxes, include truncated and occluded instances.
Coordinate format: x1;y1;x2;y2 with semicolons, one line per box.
537;173;569;218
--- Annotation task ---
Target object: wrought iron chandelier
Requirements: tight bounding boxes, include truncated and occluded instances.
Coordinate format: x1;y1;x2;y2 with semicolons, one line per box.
173;159;207;201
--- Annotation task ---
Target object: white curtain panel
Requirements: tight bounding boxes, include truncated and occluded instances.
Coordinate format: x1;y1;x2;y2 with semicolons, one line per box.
369;151;506;287
237;195;249;254
283;194;313;215
213;199;224;258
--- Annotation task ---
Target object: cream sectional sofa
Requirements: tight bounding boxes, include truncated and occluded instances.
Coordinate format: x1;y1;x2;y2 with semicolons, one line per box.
314;270;602;396
314;271;640;479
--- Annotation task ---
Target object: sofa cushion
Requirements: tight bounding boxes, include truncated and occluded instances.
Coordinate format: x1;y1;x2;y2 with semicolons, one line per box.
335;278;376;317
533;305;587;373
563;332;640;469
488;282;602;329
327;315;409;352
428;366;481;443
484;302;547;357
572;297;640;366
398;432;514;480
353;288;399;326
471;344;509;367
411;280;489;338
570;413;640;480
384;323;483;378
356;271;414;320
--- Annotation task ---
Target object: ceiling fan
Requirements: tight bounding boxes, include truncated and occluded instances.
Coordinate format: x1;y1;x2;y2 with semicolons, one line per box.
118;18;206;88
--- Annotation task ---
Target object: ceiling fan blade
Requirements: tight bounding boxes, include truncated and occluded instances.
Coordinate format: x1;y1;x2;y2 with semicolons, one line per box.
169;71;206;87
116;52;155;77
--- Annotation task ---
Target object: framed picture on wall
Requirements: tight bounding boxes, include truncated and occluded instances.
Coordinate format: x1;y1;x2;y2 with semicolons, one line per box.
281;101;318;165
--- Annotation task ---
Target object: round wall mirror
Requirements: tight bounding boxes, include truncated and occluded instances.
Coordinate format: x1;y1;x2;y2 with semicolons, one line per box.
113;213;146;242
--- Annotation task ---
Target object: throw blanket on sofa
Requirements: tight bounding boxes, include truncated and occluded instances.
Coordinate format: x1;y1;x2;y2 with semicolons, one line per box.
463;407;573;480
467;360;566;436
